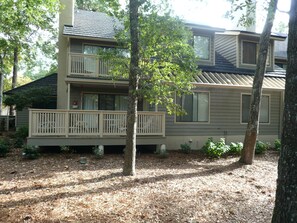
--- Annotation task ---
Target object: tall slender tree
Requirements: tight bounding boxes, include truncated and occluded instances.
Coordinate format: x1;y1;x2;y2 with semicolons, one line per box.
123;0;141;176
272;0;297;221
101;0;198;176
0;0;60;112
240;0;278;164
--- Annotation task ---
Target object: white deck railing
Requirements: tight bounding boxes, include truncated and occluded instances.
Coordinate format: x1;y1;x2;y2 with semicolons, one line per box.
69;53;110;76
29;109;166;138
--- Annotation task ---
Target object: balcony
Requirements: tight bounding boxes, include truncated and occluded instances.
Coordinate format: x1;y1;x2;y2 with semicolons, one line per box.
29;109;166;138
69;53;110;77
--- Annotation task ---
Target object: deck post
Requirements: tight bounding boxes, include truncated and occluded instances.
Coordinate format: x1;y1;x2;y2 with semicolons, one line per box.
28;109;32;137
99;111;103;137
162;113;166;137
65;110;69;137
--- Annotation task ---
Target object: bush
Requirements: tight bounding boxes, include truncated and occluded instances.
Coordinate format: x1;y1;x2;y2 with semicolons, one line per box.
22;145;40;159
14;126;29;148
180;143;191;154
255;141;269;154
15;126;29;140
156;145;168;158
93;145;104;159
202;138;229;158
274;139;281;151
0;139;10;157
228;142;243;155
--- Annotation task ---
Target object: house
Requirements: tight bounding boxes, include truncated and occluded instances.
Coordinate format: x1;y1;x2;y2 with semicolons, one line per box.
24;0;286;150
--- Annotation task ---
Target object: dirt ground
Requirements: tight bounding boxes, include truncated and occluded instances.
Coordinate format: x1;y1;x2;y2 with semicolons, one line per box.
0;148;279;223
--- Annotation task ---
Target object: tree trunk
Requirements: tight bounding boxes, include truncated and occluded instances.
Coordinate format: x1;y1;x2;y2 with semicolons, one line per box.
123;0;140;176
0;71;3;115
239;0;278;165
272;0;297;221
10;47;18;116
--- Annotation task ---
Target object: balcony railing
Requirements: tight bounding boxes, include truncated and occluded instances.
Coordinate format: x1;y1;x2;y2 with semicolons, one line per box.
29;109;166;138
69;53;110;76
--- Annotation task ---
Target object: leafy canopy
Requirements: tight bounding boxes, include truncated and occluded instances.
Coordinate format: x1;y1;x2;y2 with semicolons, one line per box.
4;87;54;111
101;0;199;114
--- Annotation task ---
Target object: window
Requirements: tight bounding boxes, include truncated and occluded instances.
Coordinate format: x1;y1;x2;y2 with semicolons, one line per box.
83;94;128;111
194;35;210;60
241;94;270;123
176;92;209;122
242;41;270;65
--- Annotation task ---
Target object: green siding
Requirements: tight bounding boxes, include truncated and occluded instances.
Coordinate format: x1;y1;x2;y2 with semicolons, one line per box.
165;87;281;137
215;35;237;66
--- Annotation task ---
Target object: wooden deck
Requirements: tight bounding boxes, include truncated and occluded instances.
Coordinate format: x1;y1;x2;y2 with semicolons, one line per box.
28;109;166;146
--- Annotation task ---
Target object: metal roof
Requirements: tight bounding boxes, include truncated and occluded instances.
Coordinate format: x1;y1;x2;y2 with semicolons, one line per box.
194;72;285;90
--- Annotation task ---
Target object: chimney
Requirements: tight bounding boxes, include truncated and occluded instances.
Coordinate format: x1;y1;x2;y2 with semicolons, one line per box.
57;0;74;109
59;0;74;28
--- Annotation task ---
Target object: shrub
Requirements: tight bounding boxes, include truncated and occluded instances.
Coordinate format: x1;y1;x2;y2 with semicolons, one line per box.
255;141;269;154
60;145;70;153
202;138;229;158
22;145;40;159
274;139;281;151
156;145;168;158
0;139;10;157
15;126;29;140
93;145;104;159
14;126;29;148
180;143;191;154
228;142;243;155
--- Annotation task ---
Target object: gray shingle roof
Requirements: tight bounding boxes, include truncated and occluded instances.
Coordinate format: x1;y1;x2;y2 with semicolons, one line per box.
4;73;57;96
63;10;121;39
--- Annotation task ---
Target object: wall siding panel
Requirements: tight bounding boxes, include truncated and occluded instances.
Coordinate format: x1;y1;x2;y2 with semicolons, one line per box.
165;87;281;137
215;35;237;66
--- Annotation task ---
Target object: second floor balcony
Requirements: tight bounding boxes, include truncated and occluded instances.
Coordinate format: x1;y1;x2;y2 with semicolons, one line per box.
69;53;110;77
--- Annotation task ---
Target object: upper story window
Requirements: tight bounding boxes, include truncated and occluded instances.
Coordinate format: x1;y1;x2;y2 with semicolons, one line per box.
194;35;210;60
242;41;271;66
176;92;209;123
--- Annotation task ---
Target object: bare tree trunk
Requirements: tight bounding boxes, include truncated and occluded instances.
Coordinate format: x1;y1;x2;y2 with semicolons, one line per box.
239;0;278;165
10;47;18;116
123;0;140;176
0;71;3;115
272;0;297;221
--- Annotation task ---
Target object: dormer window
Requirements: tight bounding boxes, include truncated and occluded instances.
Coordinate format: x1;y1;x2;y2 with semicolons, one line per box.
194;35;210;61
242;41;270;66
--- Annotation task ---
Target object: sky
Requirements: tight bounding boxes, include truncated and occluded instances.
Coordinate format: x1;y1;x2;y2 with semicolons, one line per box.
170;0;291;33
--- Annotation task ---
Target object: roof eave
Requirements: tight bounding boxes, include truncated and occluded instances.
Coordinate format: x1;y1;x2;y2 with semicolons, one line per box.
63;33;117;42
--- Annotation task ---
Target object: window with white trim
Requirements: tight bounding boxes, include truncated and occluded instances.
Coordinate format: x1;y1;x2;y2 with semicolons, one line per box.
241;94;270;123
194;35;210;60
176;92;209;122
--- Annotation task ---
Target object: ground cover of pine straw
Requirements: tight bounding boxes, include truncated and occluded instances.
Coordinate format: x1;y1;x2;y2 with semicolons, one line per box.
0;148;279;223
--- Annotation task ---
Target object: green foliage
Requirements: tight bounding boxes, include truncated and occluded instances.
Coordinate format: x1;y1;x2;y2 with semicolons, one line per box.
228;142;243;155
15;126;29;140
202;138;230;158
14;126;28;148
274;139;281;151
99;1;198;115
156;145;168;159
93;145;104;159
255;141;269;154
0;139;10;157
22;145;39;159
4;87;53;110
180;143;191;154
60;145;70;153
